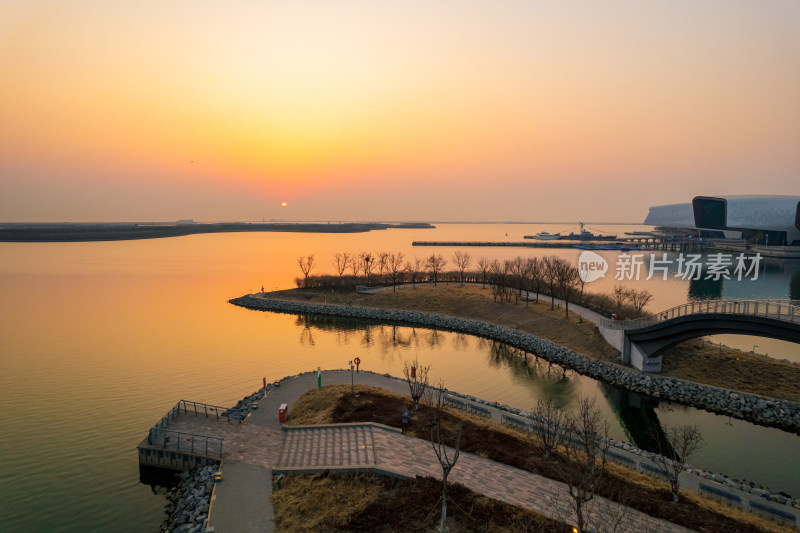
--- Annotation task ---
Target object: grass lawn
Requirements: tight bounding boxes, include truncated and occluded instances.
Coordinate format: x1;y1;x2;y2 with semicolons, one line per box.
661;339;800;401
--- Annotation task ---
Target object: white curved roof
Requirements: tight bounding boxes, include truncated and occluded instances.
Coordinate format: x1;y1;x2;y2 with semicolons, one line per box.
693;195;800;231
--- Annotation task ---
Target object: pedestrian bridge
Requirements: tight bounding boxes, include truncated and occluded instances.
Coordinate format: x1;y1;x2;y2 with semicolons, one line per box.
598;299;800;372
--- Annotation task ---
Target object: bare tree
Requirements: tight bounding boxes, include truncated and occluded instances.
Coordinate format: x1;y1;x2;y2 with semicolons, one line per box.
554;258;580;318
530;396;567;460
503;259;514;301
488;259;501;283
359;252;375;283
333;252;349;285
561;397;610;533
488;259;511;302
612;284;630;311
628;289;653;314
387;251;405;291
377;251;390;279
476;256;490;287
509;256;529;299
406;257;423;287
577;273;587;304
655;424;702;503
349;254;362;278
491;283;507;303
542;256;560;310
526;257;543;303
429;381;462;532
297;255;315;288
425;254;447;285
450;251;472;285
402;357;430;411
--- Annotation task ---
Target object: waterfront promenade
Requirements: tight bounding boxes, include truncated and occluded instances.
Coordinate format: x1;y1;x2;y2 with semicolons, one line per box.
161;370;704;532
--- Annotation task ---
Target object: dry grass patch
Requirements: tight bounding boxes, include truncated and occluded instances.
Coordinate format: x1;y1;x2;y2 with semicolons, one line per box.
680;492;796;533
284;384;349;426
272;472;569;533
662;339;800;402
272;471;385;532
287;385;794;533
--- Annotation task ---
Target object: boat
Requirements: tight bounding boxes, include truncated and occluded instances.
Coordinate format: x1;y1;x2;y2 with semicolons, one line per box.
559;222;617;241
523;231;561;240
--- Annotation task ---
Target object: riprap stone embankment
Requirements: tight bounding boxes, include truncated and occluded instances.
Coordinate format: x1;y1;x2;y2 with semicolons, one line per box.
162;466;214;533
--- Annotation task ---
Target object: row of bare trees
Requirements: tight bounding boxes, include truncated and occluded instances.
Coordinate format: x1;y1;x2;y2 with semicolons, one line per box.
297;251;654;317
400;358;701;532
332;251;440;290
531;396;701;532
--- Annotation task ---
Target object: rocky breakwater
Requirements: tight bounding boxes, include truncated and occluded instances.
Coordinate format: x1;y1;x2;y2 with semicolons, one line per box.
222;388;271;421
162;466;215;533
229;295;800;434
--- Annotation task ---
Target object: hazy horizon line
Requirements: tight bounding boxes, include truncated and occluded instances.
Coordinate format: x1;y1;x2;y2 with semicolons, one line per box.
0;219;645;226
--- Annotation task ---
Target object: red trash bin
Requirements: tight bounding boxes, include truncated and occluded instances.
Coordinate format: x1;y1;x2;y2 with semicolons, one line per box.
278;403;288;423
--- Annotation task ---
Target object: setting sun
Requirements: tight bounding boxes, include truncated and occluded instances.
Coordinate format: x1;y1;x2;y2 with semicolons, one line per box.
1;1;797;223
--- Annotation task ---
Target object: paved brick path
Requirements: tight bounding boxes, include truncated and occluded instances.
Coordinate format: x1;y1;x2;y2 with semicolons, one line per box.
208;461;272;532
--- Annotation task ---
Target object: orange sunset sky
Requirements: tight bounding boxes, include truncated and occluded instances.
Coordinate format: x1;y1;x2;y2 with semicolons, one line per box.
1;1;798;223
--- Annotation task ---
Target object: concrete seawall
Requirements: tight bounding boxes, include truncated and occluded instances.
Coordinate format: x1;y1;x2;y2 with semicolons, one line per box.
229;295;800;434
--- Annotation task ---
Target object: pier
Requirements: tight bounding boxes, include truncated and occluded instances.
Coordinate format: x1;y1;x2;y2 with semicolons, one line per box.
412;240;575;248
411;236;800;255
411;237;708;252
137;400;236;471
619;236;706;253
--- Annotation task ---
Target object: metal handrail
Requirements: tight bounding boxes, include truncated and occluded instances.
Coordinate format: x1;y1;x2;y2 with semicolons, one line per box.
154;399;235;429
147;427;224;458
179;399;231;419
601;299;800;330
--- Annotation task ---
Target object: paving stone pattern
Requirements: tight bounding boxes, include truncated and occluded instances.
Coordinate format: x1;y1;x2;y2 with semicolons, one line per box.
278;424;377;468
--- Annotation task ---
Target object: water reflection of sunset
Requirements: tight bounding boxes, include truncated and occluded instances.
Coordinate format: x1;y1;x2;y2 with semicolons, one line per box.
2;227;799;532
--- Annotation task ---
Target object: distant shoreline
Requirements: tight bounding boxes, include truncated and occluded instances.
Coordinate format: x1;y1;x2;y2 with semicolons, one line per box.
0;221;435;243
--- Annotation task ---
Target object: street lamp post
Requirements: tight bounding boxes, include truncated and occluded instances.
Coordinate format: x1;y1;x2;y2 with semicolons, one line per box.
349;360;354;393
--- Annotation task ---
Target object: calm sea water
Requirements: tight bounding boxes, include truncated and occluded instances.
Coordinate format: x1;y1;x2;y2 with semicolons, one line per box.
1;223;798;532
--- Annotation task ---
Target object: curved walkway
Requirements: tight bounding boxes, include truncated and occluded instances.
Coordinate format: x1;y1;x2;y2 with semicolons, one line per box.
165;371;696;532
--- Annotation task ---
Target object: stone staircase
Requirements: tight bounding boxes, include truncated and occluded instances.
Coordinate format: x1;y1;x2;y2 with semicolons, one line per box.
277;424;377;468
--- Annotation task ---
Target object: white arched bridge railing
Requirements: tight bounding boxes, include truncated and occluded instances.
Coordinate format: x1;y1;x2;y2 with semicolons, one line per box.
601;299;800;331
